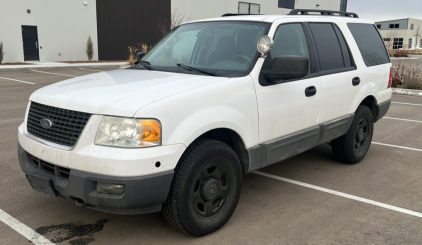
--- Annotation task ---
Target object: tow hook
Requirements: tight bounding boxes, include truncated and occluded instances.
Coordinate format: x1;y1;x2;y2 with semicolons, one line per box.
74;199;89;207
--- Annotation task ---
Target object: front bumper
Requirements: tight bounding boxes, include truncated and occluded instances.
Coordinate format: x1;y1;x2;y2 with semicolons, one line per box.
18;143;174;215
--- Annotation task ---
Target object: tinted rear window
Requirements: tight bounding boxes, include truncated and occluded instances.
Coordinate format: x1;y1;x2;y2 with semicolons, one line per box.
309;23;345;71
347;23;390;67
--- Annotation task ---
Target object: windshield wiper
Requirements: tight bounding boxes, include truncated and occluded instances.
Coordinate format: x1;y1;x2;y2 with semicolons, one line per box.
137;60;154;70
177;63;219;77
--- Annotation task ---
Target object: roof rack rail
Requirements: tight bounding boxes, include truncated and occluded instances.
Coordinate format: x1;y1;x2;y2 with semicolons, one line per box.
221;13;260;17
288;9;359;18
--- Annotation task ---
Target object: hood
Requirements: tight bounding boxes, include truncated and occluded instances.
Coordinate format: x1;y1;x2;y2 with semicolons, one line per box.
29;69;229;117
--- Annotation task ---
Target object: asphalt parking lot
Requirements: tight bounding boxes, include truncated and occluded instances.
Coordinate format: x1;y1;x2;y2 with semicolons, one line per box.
1;67;422;245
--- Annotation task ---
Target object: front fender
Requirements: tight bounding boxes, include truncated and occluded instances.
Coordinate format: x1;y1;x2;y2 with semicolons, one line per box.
134;76;259;149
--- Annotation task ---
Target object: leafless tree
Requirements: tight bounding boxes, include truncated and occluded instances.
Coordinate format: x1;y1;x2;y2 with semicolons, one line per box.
414;24;421;51
385;30;399;51
158;9;190;36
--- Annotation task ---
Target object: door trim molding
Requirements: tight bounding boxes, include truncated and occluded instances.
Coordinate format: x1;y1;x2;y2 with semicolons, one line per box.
247;113;354;172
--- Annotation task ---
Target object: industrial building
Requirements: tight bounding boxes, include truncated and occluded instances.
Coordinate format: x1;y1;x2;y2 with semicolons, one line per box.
375;18;422;50
0;0;346;63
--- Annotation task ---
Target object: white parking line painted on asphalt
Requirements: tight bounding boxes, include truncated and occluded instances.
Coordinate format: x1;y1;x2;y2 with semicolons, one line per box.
253;171;422;219
383;117;422;123
0;209;54;245
31;69;78;78
372;142;422;152
0;76;35;85
79;68;104;72
392;102;422;107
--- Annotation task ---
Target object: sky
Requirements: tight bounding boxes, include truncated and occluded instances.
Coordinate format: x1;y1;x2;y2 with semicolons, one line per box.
347;0;422;22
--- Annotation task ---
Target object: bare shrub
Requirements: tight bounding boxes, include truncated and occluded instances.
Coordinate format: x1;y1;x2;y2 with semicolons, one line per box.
393;50;409;57
403;78;422;89
0;41;5;64
392;62;422;88
158;9;189;36
86;36;94;61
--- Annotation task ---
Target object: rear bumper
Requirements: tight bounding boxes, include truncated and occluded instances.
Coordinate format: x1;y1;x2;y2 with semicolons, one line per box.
18;143;173;215
377;99;391;121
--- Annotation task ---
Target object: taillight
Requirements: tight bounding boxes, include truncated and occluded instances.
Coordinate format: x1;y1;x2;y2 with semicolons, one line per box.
388;66;393;88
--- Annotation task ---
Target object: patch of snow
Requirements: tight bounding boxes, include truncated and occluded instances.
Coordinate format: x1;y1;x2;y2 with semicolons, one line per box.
392;88;422;97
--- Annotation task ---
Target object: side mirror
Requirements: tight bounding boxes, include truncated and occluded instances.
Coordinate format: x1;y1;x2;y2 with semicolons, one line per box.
135;52;145;64
263;56;309;83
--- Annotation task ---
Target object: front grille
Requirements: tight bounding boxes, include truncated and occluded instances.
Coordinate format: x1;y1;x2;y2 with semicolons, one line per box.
27;102;91;147
31;155;71;179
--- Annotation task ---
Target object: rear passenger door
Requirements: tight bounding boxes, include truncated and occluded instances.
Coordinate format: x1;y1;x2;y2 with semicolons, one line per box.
307;22;361;123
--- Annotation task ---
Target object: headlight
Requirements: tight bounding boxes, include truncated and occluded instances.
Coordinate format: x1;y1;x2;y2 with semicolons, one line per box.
95;116;161;148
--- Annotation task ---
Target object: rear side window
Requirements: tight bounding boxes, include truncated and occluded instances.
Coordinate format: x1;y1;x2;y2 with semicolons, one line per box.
308;23;354;71
347;23;390;67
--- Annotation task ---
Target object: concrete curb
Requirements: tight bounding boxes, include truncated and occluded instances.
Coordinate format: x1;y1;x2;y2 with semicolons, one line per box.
392;88;422;97
0;62;130;71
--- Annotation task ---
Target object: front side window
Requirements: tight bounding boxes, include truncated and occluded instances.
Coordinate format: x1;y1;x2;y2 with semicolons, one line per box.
139;22;269;77
271;23;310;63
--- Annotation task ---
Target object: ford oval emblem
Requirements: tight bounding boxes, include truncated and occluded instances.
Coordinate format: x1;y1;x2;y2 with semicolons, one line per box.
40;119;53;129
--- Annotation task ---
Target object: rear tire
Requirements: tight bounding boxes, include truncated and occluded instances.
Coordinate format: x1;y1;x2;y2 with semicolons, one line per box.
332;105;374;164
162;139;242;236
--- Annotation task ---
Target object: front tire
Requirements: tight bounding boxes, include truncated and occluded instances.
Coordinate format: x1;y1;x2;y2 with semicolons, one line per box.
332;105;374;164
162;139;242;236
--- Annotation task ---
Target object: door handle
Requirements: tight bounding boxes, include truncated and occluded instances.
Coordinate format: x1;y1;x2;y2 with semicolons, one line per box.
36;41;38;49
305;86;317;97
352;77;361;86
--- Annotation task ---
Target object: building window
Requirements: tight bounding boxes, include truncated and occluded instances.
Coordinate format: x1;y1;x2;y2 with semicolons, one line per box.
278;0;295;9
409;39;413;49
383;38;391;42
420;39;422;48
376;24;381;29
393;38;404;49
389;24;400;29
411;24;414;30
340;0;348;12
239;2;260;14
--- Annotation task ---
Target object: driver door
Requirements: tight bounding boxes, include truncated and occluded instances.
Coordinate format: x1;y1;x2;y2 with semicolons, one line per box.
252;22;322;167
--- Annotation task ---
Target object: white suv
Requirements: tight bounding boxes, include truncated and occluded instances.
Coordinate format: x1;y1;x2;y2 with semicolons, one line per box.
18;10;392;236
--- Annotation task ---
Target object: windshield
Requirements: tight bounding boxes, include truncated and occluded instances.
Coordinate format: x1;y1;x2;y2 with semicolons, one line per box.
137;21;270;77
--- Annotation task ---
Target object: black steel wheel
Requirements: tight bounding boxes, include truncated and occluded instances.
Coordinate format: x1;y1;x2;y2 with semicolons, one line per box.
162;139;242;236
332;105;374;164
354;117;370;154
192;162;231;218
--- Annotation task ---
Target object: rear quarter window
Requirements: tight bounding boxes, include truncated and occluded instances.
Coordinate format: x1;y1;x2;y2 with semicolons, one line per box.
347;23;390;67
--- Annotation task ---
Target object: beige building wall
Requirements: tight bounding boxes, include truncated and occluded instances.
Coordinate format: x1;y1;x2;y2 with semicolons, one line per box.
172;0;342;22
0;0;98;63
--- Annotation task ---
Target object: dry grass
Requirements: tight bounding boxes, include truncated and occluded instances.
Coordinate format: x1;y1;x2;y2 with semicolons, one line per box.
127;43;151;65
